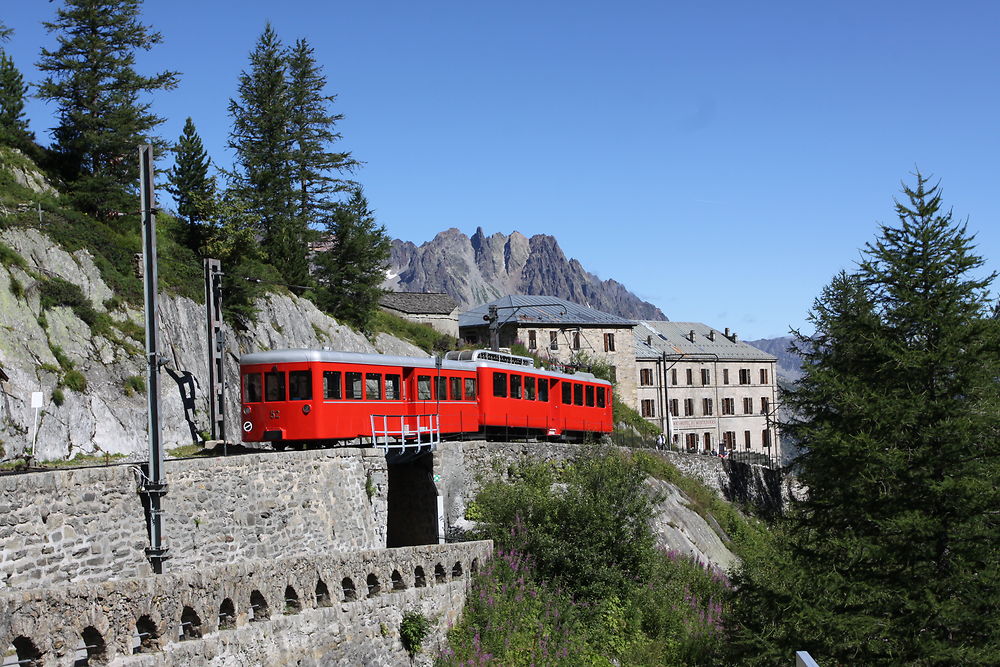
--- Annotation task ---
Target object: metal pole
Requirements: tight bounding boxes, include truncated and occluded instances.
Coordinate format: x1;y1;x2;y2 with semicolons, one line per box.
139;144;168;572
204;258;225;446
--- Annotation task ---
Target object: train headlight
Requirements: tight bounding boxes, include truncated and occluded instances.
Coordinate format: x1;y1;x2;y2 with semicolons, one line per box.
242;406;251;415
302;404;311;415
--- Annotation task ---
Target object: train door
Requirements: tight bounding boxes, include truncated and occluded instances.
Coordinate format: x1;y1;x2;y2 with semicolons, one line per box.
548;378;561;436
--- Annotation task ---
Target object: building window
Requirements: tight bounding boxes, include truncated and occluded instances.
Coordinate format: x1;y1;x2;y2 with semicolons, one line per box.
702;398;713;416
703;432;712;451
760;397;769;414
722;431;736;451
572;331;581;350
760;368;769;384
739;368;751;385
640;368;653;386
671;368;678;385
722;398;735;415
684;398;694;416
685;433;698;452
549;331;558;350
686;368;693;385
603;333;615;352
669;399;678;416
743;397;753;414
744;430;752;450
641;400;655;417
701;368;710;385
762;429;772;448
528;330;536;350
723;368;730;385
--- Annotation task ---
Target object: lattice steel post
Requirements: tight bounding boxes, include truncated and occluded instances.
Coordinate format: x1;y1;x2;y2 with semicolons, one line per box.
204;258;225;444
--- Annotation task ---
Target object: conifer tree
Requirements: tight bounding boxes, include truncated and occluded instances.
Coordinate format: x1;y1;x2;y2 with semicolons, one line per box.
0;21;11;42
166;117;215;253
0;50;32;148
36;0;179;218
727;173;1000;665
313;187;390;330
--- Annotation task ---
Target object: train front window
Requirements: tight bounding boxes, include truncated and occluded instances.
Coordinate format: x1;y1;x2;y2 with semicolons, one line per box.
450;377;461;400
386;374;400;400
585;385;595;407
538;378;548;402
289;371;312;400
244;373;262;403
436;377;448;400
366;373;382;400
597;387;606;408
265;371;285;401
346;372;363;400
493;373;507;398
574;383;584;406
510;375;522;399
417;376;431;400
562;382;572;404
465;378;477;400
525;376;536;400
323;371;342;399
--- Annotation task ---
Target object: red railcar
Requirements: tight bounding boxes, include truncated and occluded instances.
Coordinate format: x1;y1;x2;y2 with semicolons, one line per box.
239;349;613;446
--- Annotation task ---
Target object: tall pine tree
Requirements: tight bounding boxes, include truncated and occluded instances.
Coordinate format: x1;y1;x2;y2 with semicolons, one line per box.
0;49;32;148
313;187;390;330
166;117;215;253
727;173;1000;665
36;0;179;218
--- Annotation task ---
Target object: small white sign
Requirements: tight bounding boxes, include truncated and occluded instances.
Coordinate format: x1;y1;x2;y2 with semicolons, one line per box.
31;391;43;409
243;421;253;432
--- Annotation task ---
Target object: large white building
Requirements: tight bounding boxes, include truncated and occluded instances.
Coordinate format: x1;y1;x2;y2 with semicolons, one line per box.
635;321;780;461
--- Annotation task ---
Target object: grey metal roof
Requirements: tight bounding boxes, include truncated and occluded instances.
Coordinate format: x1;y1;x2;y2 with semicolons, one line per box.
459;295;636;328
635;321;776;362
380;292;458;315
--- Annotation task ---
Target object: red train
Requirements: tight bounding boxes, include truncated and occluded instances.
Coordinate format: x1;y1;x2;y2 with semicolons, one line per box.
239;348;613;447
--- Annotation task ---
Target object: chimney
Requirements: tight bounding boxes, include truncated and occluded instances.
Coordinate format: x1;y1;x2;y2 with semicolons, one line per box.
708;330;715;341
688;329;696;342
724;327;730;338
647;336;652;345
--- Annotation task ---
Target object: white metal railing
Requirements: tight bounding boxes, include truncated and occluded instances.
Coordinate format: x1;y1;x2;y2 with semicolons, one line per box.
370;413;440;451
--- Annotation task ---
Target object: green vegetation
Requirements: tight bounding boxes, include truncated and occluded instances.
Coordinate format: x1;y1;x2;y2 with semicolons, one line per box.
167;444;212;458
61;369;87;392
51;387;64;406
123;375;146;396
370;310;456;353
399;611;431;656
0;240;26;269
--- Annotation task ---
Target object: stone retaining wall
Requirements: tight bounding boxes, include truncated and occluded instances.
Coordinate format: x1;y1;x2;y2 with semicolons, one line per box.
0;541;492;666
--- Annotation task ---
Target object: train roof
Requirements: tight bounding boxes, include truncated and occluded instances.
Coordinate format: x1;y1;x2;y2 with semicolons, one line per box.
240;349;612;385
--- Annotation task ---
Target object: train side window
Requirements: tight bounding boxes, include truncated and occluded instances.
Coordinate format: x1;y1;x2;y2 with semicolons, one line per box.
493;373;507;398
510;374;522;399
417;376;431;400
597;386;606;408
244;373;262;403
538;378;548;402
323;371;342;399
346;372;363;400
525;376;536;400
574;383;584;406
436;377;448;401
585;385;595;407
366;373;382;400
265;371;285;401
465;378;477;400
289;371;312;400
385;374;400;400
561;381;571;404
449;377;461;400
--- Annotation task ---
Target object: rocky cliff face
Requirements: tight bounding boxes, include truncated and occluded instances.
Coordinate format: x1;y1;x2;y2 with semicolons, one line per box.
386;227;667;320
0;227;426;462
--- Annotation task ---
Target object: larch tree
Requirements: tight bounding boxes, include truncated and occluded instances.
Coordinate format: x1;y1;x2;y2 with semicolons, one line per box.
313;187;390;330
727;173;1000;665
166;117;215;253
0;49;32;148
36;0;179;218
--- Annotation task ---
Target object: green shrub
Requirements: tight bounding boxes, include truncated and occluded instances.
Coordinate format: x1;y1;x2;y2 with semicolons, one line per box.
370;310;456;354
124;375;145;396
400;611;431;656
52;387;65;406
50;345;74;371
0;241;27;269
9;276;23;298
62;369;87;392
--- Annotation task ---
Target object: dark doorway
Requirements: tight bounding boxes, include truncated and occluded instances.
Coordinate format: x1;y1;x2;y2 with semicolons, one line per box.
386;453;438;547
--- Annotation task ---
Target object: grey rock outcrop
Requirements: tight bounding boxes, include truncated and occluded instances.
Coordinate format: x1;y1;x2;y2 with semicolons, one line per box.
0;227;428;462
385;227;667;320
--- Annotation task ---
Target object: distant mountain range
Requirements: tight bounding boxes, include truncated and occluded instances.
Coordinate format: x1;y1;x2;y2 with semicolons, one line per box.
384;227;667;321
746;335;804;384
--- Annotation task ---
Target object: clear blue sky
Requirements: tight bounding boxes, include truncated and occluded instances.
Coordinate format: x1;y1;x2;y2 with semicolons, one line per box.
4;1;999;339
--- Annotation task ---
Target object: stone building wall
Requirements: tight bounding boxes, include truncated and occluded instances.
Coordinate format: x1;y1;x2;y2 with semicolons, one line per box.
0;542;492;667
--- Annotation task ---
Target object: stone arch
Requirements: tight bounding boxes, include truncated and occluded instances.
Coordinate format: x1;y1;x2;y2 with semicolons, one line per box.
284;585;302;614
452;561;464;578
76;625;108;665
414;565;427;588
366;573;381;598
218;599;236;631
341;577;357;602
134;615;160;653
315;579;332;607
249;590;270;622
180;606;202;640
390;569;406;591
434;563;447;584
8;637;42;667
